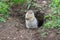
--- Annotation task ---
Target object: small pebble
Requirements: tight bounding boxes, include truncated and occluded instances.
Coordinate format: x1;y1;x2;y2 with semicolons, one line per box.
13;37;16;39
7;37;10;38
42;1;47;4
20;35;23;38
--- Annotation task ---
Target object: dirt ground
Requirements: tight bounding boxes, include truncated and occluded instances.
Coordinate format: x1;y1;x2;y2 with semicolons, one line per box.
0;0;60;40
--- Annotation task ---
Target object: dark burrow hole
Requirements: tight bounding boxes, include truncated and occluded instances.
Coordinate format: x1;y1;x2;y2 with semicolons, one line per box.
34;10;45;27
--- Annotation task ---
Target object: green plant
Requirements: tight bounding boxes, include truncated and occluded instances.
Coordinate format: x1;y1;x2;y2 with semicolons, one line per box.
43;0;60;28
43;20;59;28
26;0;41;9
0;2;9;22
11;0;29;5
50;0;60;14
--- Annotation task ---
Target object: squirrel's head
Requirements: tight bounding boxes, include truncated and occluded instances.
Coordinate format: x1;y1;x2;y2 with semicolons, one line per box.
25;10;35;20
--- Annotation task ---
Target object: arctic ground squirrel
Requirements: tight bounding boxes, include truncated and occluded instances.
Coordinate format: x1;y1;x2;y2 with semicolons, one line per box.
25;10;38;28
